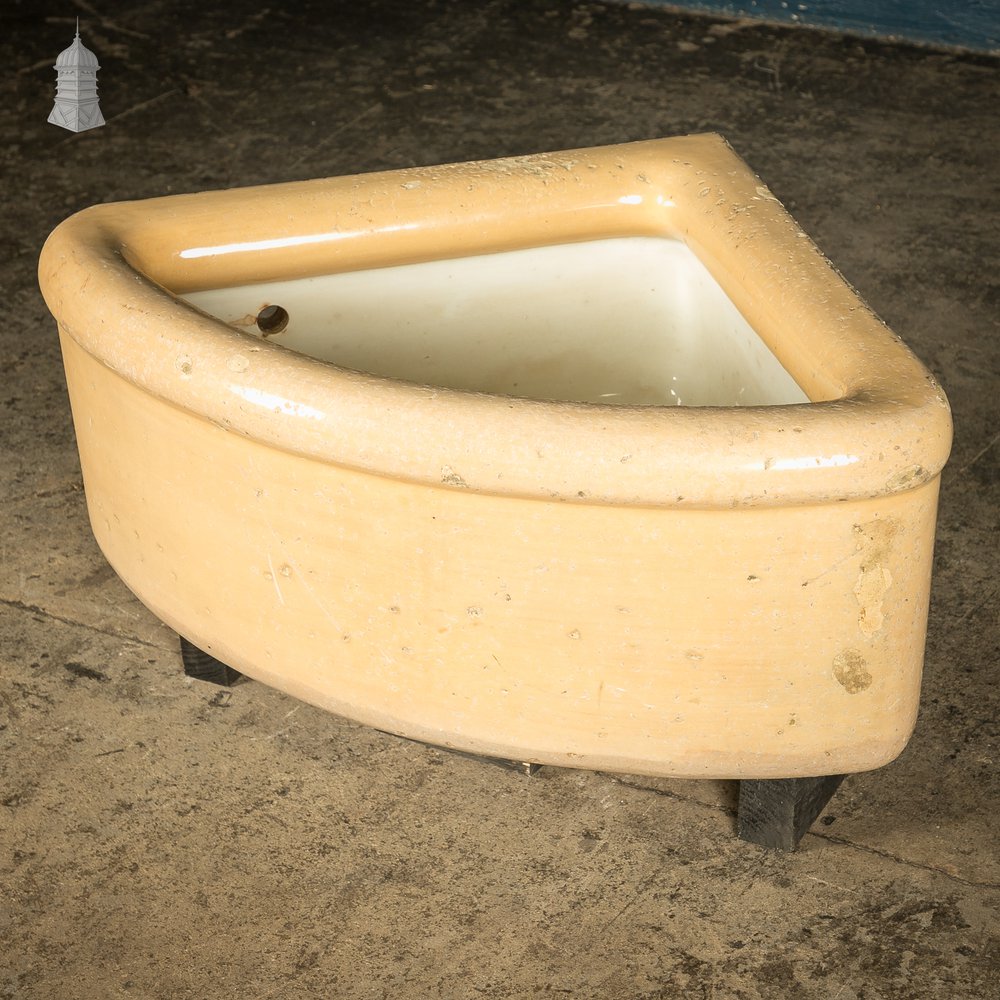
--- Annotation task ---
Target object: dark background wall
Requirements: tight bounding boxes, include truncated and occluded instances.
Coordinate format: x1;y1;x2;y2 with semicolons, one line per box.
627;1;1000;51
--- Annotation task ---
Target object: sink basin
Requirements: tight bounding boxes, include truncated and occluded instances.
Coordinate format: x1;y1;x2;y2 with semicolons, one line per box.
38;135;952;787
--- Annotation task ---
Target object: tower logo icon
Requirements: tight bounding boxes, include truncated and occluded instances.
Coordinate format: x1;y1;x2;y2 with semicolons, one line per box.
48;19;105;133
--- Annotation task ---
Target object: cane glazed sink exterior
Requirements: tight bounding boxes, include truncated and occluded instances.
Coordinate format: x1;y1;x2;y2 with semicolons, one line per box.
39;135;952;780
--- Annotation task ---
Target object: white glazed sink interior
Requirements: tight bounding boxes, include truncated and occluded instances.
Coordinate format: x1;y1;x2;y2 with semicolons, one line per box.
183;236;808;407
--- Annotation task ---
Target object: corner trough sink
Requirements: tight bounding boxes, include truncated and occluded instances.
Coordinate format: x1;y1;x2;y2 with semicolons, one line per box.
38;135;952;849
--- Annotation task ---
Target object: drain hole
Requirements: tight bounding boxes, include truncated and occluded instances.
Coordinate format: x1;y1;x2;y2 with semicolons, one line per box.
256;304;289;336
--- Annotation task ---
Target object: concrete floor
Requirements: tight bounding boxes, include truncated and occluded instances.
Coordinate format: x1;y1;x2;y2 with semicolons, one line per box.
2;1;998;997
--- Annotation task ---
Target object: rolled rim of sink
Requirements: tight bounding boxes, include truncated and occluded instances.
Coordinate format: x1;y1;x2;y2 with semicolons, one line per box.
39;133;952;509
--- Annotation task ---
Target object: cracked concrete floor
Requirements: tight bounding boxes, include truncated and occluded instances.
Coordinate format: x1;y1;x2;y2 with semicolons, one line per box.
1;1;998;997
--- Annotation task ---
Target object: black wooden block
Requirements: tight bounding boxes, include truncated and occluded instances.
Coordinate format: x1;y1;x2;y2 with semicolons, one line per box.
179;636;244;687
737;775;846;850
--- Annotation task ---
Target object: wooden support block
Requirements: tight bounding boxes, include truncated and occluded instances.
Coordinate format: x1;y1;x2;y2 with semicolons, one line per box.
179;636;244;687
737;775;846;850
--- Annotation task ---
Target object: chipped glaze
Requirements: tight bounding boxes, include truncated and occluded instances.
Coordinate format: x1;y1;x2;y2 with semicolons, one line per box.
38;135;952;778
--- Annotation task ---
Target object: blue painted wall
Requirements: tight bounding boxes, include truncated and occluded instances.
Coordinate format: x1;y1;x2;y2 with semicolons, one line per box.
635;1;1000;52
